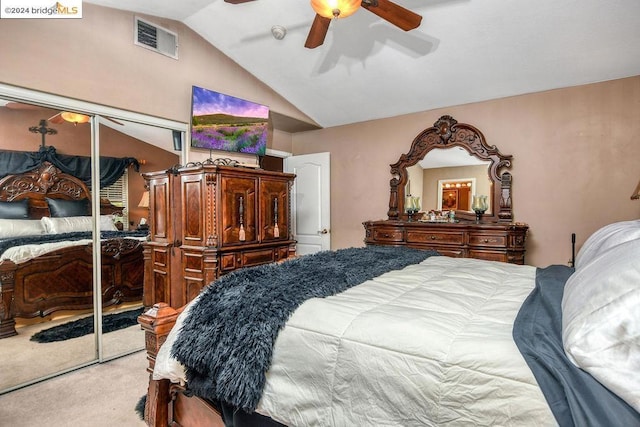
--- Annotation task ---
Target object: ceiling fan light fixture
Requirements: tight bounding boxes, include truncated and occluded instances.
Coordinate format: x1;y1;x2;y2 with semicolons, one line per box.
60;111;90;125
311;0;360;19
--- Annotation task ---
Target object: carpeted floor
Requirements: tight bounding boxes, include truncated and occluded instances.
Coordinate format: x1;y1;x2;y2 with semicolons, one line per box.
0;350;149;426
0;306;146;392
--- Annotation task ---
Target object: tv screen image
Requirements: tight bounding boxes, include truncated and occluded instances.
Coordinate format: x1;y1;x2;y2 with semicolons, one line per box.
190;86;269;156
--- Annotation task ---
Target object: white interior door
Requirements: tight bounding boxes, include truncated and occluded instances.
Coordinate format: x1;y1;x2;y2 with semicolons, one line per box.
284;152;330;255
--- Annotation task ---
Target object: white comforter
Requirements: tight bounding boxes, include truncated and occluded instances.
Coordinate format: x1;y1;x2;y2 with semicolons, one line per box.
155;256;556;426
0;236;147;264
0;239;92;263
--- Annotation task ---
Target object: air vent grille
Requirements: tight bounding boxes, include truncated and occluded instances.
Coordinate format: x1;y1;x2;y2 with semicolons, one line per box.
134;17;178;59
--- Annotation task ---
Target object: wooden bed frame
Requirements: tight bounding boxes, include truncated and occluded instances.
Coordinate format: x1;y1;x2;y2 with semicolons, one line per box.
0;162;144;339
139;303;227;427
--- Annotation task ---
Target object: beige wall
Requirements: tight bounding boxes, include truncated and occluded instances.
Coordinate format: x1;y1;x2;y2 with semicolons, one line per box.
0;3;313;153
0;106;178;226
2;4;638;267
292;76;640;267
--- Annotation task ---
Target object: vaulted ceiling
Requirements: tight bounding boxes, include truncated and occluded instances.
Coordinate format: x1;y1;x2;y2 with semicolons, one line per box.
86;0;640;129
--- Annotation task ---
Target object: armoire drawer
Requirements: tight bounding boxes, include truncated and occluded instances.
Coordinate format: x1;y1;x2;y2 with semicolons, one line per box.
220;248;276;272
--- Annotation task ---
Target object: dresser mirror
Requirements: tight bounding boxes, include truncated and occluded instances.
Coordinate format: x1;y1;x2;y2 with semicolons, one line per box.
388;115;514;223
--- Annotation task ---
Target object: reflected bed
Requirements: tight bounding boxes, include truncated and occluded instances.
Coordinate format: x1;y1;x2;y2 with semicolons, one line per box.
0;162;145;339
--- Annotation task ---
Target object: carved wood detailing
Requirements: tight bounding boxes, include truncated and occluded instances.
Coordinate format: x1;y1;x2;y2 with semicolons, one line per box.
143;165;296;310
0;162;91;218
138;302;226;426
0;239;144;338
0;164;144;339
387;115;514;223
364;220;528;265
138;303;181;426
499;171;513;222
363;116;528;264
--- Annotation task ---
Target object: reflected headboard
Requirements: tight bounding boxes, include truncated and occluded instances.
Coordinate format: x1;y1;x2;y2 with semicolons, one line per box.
0;162;122;219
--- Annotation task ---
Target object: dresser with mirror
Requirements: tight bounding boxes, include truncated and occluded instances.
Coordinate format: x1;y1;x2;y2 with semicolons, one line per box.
363;115;528;265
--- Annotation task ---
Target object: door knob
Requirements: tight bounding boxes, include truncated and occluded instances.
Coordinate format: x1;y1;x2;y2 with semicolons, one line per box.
319;229;329;234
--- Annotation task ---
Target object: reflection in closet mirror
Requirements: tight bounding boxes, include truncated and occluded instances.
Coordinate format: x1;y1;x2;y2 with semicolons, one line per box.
0;85;185;394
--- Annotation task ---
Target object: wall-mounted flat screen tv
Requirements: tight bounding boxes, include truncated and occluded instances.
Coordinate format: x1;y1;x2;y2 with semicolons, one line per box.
190;85;268;156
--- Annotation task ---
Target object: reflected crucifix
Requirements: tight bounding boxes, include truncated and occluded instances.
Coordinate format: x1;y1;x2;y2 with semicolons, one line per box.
28;119;57;148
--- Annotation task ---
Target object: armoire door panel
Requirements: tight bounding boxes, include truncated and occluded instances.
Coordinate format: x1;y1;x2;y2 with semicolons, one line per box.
151;178;170;242
259;179;289;242
182;176;205;245
220;176;257;246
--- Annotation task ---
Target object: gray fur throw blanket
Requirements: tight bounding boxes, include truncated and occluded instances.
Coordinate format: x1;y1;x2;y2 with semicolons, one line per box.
171;245;438;412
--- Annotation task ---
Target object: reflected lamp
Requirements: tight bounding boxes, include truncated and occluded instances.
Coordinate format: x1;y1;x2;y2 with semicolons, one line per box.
60;112;90;125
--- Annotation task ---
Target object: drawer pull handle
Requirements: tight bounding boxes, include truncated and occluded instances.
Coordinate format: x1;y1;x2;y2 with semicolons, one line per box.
483;239;489;243
430;235;436;240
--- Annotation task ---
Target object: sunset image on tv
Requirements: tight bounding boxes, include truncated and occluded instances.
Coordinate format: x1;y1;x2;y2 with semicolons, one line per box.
190;86;268;156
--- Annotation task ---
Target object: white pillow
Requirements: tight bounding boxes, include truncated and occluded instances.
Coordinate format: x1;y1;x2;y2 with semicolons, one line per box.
562;238;640;412
41;215;118;234
575;220;640;269
100;215;118;231
0;219;46;239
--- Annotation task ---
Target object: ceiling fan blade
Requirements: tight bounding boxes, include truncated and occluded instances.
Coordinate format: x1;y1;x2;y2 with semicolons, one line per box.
48;112;65;124
224;0;256;3
361;0;422;31
104;116;124;126
5;101;42;110
305;14;331;49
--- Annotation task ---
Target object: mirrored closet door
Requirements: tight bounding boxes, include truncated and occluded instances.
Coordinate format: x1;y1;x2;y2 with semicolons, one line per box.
0;85;184;393
97;115;181;360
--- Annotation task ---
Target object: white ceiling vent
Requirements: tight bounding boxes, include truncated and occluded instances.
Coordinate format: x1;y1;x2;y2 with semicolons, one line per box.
134;17;178;60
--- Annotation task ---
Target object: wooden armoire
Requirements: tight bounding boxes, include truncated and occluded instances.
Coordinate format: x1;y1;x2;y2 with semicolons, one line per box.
142;163;296;308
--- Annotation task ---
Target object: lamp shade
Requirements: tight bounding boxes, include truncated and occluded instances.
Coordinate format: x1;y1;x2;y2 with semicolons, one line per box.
138;191;150;208
311;0;361;18
60;111;90;125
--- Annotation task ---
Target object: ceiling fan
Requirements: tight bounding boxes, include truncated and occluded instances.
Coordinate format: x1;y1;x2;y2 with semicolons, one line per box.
224;0;422;49
3;101;124;126
47;111;124;126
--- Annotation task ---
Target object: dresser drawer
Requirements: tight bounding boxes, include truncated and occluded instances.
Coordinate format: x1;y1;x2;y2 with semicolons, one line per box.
406;231;464;246
468;233;507;248
372;228;404;242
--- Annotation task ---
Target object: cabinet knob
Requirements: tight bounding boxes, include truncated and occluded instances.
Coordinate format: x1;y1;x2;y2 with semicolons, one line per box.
319;229;329;234
430;235;436;240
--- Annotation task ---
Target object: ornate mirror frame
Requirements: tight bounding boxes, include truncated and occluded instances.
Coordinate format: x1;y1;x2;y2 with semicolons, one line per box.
388;115;514;223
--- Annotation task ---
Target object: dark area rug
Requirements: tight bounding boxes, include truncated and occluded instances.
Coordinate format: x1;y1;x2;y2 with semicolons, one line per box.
30;307;145;343
135;395;146;420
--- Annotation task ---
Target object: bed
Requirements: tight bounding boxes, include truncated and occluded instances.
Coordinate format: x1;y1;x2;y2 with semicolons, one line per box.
139;221;640;427
0;162;146;339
